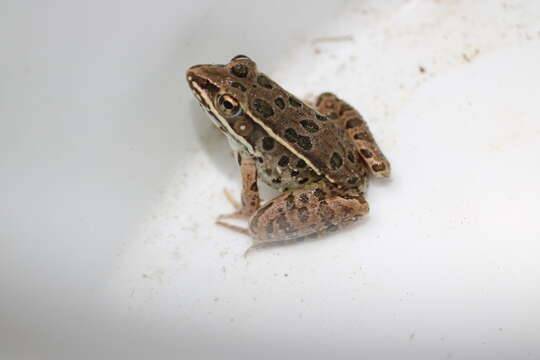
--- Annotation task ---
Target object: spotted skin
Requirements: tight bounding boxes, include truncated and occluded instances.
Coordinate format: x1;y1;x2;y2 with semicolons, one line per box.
186;55;391;251
316;93;391;177
248;181;369;246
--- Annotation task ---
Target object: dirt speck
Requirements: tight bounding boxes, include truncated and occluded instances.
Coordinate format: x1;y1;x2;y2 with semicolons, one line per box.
419;66;426;73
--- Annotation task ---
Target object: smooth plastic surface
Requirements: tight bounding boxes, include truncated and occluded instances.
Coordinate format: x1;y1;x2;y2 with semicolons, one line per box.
1;1;539;359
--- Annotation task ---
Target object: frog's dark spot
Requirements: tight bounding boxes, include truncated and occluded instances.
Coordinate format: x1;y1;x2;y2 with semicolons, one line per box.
328;113;338;120
264;168;273;176
274;97;285;110
231;82;247;92
250;182;258;192
347;176;359;185
313;189;326;201
326;223;338;232
347;151;356;163
360;149;373;158
276;214;291;232
296;159;307;168
354;132;368;140
346;118;363;129
262;137;275;151
278;156;289;167
290;170;299;177
330;152;343;169
298;207;309;222
284;128;298;143
237;153;242;165
300;119;320;133
257;75;273;89
299;194;309;203
316;113;327;121
231;64;248;78
289;97;302;107
266;222;273;234
372;163;386;172
297;136;313;151
298;177;309;184
339;104;353;115
272;177;282;184
257;157;264;163
318;201;335;221
253;99;274;118
286;194;295;210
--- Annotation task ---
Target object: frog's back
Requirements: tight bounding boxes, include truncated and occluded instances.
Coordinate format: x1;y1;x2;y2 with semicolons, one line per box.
240;69;366;189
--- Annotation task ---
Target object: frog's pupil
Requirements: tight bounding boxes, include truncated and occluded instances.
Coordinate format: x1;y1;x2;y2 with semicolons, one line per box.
224;101;233;110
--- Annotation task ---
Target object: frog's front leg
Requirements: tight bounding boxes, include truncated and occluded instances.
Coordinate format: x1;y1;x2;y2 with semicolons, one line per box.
315;93;391;177
248;183;369;248
218;151;261;220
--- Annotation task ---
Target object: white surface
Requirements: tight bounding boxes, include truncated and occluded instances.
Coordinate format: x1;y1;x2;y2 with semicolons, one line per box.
1;1;540;359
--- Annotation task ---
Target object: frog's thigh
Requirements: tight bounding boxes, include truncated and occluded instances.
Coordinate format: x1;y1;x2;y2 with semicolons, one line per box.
249;186;369;245
315;92;391;177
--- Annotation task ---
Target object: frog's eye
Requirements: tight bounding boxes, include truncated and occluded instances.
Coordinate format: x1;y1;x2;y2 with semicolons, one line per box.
217;94;242;117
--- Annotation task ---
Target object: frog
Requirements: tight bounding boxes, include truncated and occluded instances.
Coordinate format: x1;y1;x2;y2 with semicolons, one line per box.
186;55;390;251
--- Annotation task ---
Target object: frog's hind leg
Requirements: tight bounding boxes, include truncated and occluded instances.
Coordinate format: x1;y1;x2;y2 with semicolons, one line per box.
218;152;261;222
248;183;369;249
315;93;391;177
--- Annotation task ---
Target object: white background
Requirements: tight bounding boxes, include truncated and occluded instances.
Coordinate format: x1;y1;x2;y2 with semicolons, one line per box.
1;1;539;359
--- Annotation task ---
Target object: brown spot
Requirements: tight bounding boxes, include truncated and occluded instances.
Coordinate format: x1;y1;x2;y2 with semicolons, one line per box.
264;168;272;176
289;97;302;107
326;223;338;232
284;128;298;143
318;201;335;221
360;149;373;158
231;64;248;78
347;151;355;163
296;159;307;168
286;194;295;210
347;177;359;185
237;153;242;165
256;75;273;89
354;132;367;140
276;214;291;232
290;170;300;177
262;137;275;151
323;99;335;109
340;205;354;215
297;136;312;151
299;194;309;203
274;97;285;110
313;189;326;200
298;207;309;222
300;119;320;133
346;118;362;129
419;66;426;73
250;182;258;192
298;177;309;184
339;103;353;115
278;156;289;167
231;82;247;92
272;178;282;184
330;152;343;169
253;99;274;118
372;163;386;172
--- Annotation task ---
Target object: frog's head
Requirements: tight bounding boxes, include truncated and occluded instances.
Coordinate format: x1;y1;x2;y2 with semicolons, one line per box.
186;55;259;152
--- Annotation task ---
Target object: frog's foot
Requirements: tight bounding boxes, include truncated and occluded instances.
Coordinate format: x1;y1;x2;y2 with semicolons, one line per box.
248;184;369;246
216;219;250;236
315;92;391;177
